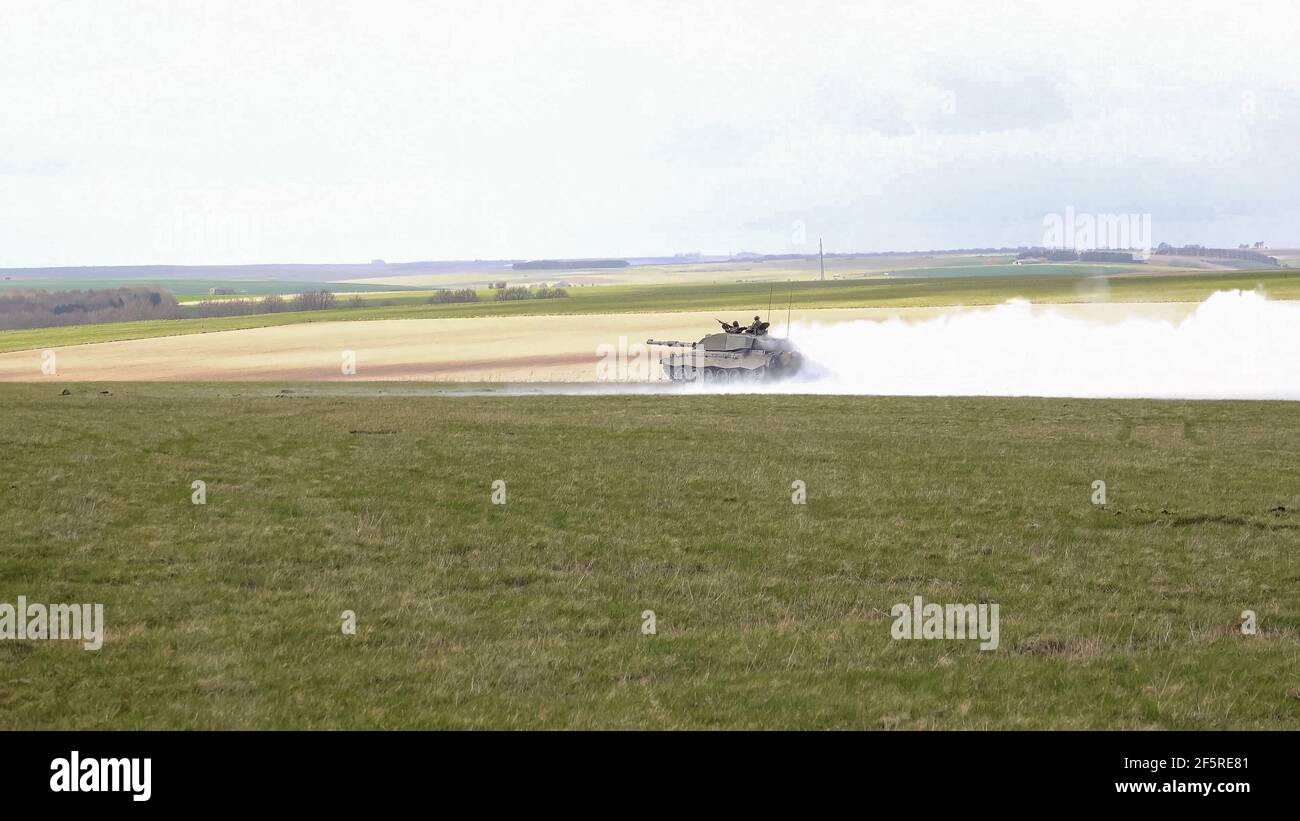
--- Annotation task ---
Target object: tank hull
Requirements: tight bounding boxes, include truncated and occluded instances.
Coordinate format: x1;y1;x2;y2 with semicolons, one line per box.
658;347;802;383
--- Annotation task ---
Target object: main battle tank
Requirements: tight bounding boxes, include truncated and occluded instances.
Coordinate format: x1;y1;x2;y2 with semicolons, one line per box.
647;319;802;383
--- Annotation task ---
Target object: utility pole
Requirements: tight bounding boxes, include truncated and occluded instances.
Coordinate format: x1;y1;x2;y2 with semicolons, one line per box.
819;238;825;281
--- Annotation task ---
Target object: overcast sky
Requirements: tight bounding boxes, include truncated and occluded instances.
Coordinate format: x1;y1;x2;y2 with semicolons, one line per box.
3;0;1298;266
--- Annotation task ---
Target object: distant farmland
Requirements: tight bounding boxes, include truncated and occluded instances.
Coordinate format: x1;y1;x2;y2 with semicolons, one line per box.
2;267;1299;355
0;278;422;300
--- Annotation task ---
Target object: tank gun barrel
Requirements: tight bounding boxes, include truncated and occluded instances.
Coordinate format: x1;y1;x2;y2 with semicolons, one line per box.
646;339;696;348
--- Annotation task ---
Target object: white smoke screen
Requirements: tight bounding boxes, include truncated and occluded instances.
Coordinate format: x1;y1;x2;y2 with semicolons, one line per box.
701;290;1300;400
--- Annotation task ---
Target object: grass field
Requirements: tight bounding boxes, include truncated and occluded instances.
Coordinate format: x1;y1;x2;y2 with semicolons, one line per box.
2;383;1297;729
4;268;1299;354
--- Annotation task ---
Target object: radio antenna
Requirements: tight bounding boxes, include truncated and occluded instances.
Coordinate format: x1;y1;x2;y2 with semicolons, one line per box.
785;280;794;338
766;285;773;322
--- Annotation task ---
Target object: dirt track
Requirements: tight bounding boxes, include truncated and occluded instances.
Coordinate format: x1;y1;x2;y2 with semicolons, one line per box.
0;303;1202;382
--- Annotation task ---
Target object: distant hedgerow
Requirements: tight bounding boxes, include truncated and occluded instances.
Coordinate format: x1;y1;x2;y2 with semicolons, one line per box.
494;286;533;301
293;290;336;311
429;288;481;304
493;286;568;301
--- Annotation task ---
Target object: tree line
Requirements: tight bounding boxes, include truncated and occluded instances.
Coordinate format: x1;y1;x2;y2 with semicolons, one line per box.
0;283;574;333
185;290;339;317
1153;244;1278;266
0;288;346;330
0;287;181;331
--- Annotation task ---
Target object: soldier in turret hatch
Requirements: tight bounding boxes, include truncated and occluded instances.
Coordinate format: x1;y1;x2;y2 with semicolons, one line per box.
748;316;765;335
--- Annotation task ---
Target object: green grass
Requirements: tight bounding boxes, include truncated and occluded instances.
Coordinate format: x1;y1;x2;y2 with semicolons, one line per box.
1;383;1297;729
3;268;1300;354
